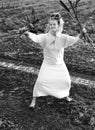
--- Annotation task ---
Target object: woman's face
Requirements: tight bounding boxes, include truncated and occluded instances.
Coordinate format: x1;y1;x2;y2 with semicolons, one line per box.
49;20;59;32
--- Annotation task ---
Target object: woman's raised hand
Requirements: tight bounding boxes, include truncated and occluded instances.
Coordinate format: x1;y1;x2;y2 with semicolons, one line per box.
79;26;87;39
82;27;87;33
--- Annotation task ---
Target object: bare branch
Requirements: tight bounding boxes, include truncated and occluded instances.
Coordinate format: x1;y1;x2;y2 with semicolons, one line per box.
67;0;94;48
59;0;75;20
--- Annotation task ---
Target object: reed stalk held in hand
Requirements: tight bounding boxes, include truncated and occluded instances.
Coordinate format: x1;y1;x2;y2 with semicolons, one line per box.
59;0;95;49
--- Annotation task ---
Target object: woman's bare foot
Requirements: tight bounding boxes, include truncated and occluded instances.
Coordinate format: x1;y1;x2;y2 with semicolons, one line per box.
29;102;35;108
64;96;72;102
66;97;72;102
29;97;36;108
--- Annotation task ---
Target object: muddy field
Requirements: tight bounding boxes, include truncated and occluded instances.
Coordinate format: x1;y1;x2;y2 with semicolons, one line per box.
0;0;95;130
0;66;95;130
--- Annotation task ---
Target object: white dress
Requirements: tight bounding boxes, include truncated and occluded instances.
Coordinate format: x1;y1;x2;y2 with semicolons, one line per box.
28;32;79;99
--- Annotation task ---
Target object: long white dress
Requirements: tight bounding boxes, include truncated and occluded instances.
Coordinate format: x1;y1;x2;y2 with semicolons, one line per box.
28;32;79;99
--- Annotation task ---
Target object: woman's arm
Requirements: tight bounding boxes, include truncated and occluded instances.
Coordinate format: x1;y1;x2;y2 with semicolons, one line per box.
25;31;46;47
62;28;86;48
62;34;80;48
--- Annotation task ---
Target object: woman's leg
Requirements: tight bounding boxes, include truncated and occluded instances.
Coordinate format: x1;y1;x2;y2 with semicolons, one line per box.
29;97;37;108
66;96;72;101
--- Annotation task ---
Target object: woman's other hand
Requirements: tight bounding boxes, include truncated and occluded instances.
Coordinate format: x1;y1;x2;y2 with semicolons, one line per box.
79;27;87;39
24;31;29;37
82;27;87;33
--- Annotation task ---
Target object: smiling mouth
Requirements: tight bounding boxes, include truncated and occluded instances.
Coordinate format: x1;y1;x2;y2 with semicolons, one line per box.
51;28;56;30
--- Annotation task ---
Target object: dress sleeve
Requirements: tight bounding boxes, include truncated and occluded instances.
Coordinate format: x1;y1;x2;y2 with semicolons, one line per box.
28;32;46;47
62;34;80;48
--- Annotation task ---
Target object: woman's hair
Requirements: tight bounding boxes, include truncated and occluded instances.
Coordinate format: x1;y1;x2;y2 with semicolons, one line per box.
45;12;64;33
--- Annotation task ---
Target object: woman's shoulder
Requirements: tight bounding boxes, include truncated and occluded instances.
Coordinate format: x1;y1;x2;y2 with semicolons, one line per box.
39;33;49;38
59;33;68;40
45;32;51;36
60;33;68;37
37;33;48;40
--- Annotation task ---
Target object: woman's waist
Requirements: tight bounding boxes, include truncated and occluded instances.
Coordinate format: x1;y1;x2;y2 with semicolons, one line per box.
43;57;64;65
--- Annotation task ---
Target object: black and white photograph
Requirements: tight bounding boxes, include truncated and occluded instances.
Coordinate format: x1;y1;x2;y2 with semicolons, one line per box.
0;0;95;129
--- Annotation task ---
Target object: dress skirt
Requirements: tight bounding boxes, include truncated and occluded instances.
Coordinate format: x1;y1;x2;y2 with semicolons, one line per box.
33;60;71;99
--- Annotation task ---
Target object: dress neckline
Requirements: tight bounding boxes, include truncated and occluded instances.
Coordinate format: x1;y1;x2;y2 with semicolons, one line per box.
47;33;57;45
48;31;61;38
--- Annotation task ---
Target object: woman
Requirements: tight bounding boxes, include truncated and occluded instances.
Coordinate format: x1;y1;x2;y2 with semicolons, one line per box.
25;12;86;108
